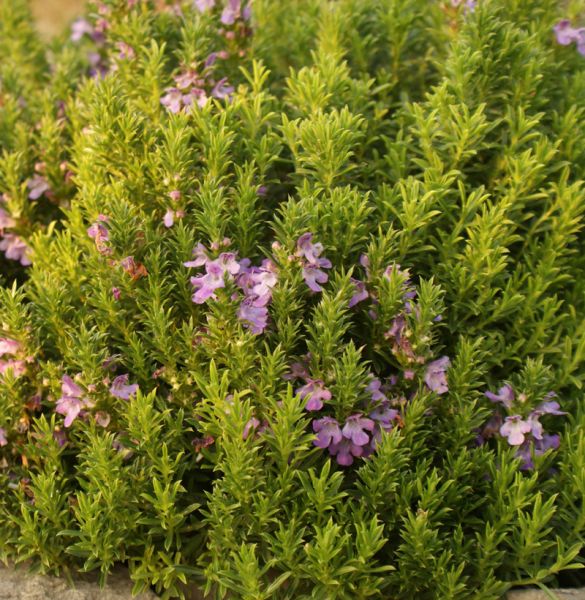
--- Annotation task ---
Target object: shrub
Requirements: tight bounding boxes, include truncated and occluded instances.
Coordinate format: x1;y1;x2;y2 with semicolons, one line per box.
1;0;585;598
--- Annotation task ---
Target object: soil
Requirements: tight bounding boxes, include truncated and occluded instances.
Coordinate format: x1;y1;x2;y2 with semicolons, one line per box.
30;0;84;39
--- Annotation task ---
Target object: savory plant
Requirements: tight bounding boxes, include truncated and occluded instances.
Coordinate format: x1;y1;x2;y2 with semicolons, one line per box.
0;0;584;598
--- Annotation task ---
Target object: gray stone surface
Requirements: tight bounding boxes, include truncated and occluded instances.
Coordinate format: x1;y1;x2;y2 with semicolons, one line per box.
507;589;585;600
0;564;158;600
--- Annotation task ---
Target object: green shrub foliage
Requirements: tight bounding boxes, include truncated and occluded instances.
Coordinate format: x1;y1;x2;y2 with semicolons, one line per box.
1;0;585;598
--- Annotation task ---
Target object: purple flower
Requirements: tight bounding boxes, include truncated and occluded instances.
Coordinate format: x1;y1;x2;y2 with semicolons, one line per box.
87;216;112;256
221;0;241;24
554;20;584;45
160;88;184;114
87;220;109;242
578;32;585;56
312;417;342;449
27;175;50;200
0;427;7;447
296;379;331;411
109;374;139;399
349;278;368;307
53;429;67;447
500;416;531;446
211;78;234;100
295;233;332;292
71;17;94;42
296;233;327;265
516;443;534;471
424;356;450;395
527;414;543;440
175;69;204;90
485;384;514;409
283;361;310;381
366;377;387;403
194;0;215;12
238;299;268;334
369;403;399;432
535;433;560;454
342;414;375;446
61;375;83;398
535;400;567;416
0;234;31;265
477;413;503;445
183;89;209;110
190;261;228;303
328;437;364;466
216;252;241;276
112;287;121;301
302;264;329;292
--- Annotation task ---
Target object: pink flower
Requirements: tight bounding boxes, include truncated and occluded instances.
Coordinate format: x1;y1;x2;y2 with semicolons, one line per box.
160;88;184;114
116;41;135;60
194;0;216;12
27;175;50;200
95;411;111;428
0;208;15;230
0;427;7;447
71;17;94;41
0;338;21;356
56;375;89;428
0;234;31;265
0;360;26;378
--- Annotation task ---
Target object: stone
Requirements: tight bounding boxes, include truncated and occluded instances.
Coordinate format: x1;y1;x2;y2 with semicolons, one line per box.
0;564;157;600
507;589;585;600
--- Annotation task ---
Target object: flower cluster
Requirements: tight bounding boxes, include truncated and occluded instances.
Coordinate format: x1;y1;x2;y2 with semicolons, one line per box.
55;372;139;429
315;379;401;467
185;239;279;334
479;384;566;469
160;60;234;114
348;255;449;393
554;20;585;57
287;356;402;466
185;233;330;333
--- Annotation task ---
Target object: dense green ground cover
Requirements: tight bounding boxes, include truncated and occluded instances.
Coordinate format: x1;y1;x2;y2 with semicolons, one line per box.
1;0;585;598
